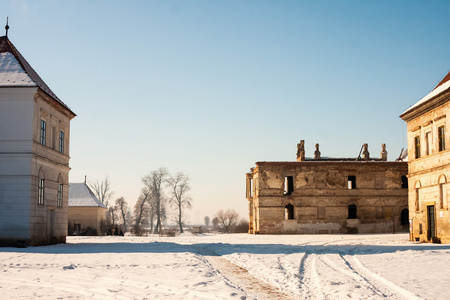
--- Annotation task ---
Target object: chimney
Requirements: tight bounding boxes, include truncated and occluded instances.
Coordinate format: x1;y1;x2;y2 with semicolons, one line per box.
296;140;305;161
84;175;87;184
380;143;388;161
362;143;370;160
314;143;321;160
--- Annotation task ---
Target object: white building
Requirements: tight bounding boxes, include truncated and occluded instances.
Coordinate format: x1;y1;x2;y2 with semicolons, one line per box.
0;31;76;246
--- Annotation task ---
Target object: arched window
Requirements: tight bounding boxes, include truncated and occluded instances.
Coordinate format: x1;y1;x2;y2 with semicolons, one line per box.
57;174;64;208
285;204;294;220
38;168;45;205
348;205;357;219
439;175;447;209
414;181;421;212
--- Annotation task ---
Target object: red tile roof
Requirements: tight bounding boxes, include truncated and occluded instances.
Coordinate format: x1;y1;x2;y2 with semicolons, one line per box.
0;35;75;116
433;71;450;91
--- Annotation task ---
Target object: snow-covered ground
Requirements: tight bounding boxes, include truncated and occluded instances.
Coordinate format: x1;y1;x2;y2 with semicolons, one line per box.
1;233;449;299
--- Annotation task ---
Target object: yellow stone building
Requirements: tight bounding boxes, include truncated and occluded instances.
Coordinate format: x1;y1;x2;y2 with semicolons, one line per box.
246;141;408;234
400;72;450;243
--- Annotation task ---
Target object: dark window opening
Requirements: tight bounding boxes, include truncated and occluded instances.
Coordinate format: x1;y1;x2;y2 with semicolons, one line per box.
285;204;294;220
284;176;294;195
401;209;409;226
439;125;445;152
414;135;421;159
348;176;356;189
348;205;357;219
401;176;408;189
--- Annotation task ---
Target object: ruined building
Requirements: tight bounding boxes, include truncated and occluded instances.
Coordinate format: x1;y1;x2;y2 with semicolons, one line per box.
400;71;450;243
246;141;408;234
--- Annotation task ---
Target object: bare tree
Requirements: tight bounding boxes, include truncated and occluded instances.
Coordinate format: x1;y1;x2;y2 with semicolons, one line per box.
167;172;192;233
115;197;129;232
108;207;117;226
90;176;114;207
204;216;210;227
133;191;150;235
142;168;169;234
215;209;240;233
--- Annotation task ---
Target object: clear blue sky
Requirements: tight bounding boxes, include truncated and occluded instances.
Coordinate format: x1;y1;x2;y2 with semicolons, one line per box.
3;0;450;224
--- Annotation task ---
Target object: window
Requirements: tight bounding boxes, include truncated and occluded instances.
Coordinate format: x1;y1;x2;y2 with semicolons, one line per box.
401;176;408;189
57;184;63;207
59;130;64;153
348;176;356;189
284;176;294;195
425;131;431;155
414;135;420;159
40;120;46;146
38;179;45;205
438;126;445;152
415;188;420;211
285;204;294;220
348;205;357;219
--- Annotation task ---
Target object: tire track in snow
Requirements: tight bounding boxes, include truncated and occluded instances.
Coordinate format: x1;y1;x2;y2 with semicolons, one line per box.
347;255;423;300
193;245;296;300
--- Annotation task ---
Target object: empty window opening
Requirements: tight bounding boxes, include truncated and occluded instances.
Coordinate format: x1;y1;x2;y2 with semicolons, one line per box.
414;135;421;159
284;176;294;195
285;204;294;220
439;126;445;152
348;205;357;219
348;176;356;189
401;176;408;189
400;209;409;226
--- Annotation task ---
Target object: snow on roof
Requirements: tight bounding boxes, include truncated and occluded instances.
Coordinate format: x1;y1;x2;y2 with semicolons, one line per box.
402;71;450;115
0;52;36;86
69;183;107;208
0;35;75;116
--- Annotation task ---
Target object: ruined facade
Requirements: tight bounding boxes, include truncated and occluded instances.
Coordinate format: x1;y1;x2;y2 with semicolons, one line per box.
0;34;75;246
246;142;408;234
400;71;450;243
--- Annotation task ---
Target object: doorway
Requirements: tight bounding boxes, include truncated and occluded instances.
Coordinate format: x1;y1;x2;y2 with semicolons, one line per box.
427;205;436;241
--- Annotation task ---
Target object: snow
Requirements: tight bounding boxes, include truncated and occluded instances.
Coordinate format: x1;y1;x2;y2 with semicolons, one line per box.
1;233;449;299
69;183;107;208
0;52;36;86
402;79;450;115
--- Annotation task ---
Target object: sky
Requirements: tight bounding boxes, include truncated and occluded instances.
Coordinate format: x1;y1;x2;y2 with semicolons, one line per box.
3;0;450;225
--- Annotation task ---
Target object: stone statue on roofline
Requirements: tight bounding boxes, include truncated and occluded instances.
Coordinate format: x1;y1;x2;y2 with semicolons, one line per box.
297;140;305;161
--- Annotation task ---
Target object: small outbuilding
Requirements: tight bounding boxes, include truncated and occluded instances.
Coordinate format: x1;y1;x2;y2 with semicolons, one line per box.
68;182;107;235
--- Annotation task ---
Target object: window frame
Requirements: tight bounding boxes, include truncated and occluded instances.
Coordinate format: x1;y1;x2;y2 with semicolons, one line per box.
40;119;46;146
57;183;63;207
348;176;356;189
59;130;65;154
38;179;45;205
438;125;445;152
414;135;421;159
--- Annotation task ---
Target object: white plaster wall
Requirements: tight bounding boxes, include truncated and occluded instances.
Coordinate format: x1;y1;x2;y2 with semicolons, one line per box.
0;88;36;239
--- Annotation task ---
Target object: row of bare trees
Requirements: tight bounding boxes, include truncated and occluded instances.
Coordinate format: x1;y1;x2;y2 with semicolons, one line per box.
133;168;192;235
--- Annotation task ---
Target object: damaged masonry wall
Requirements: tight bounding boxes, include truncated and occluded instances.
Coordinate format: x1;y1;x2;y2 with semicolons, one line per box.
246;142;408;234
